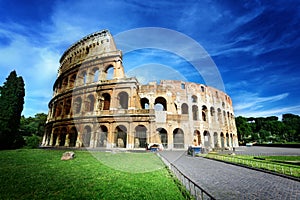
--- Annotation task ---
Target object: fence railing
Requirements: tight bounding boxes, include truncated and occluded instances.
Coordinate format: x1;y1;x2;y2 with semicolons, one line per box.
207;154;300;178
158;154;215;200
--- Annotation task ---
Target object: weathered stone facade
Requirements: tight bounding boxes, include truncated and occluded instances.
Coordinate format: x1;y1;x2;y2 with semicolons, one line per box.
42;30;238;150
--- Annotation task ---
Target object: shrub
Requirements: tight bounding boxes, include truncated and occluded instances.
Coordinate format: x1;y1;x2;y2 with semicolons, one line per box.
24;134;41;148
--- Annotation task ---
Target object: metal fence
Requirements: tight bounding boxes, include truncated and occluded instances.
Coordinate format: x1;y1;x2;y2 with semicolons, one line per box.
158;154;215;200
208;154;300;178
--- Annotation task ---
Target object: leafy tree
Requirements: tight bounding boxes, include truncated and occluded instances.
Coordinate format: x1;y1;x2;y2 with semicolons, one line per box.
235;116;252;143
282;113;300;142
20;113;47;137
0;71;25;149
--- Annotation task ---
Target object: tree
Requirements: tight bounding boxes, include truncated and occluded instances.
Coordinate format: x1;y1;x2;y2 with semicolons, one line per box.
235;116;252;143
20;113;47;137
0;70;25;149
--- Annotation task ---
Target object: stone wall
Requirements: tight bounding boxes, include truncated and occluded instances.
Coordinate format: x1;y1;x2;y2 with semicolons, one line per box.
42;30;238;150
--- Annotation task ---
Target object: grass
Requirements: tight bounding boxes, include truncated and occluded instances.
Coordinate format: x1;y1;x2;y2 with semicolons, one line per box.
0;149;189;200
206;153;300;178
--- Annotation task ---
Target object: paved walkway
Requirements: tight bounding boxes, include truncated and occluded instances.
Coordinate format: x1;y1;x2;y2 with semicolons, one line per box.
159;147;300;200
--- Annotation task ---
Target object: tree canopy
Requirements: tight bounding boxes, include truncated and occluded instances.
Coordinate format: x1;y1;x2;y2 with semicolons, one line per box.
0;70;25;149
236;114;300;144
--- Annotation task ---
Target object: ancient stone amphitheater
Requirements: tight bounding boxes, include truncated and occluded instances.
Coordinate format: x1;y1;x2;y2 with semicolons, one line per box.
42;30;238;150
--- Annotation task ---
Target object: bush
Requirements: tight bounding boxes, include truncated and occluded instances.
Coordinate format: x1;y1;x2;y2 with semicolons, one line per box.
24;134;41;148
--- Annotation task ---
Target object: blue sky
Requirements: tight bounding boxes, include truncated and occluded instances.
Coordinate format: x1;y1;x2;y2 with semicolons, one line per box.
0;0;299;119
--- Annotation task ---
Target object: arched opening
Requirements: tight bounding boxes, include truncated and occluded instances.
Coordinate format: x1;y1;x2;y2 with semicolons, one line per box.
59;128;67;146
69;74;76;88
134;125;147;148
226;133;230;147
82;126;92;147
154;97;167;111
157;128;168;148
230;133;233;147
218;108;222;122
80;71;87;85
97;125;108;147
213;132;218;147
115;125;127;148
194;130;201;146
118;92;128;109
69;127;78;147
210;107;215;117
65;99;71;115
62;77;68;89
192;95;197;103
105;65;114;80
181;103;188;114
204;131;211;148
173;128;184;148
192;105;198;120
52;129;58;146
202;105;208;121
74;97;82;114
102;93;111;110
220;132;225;148
86;94;95;112
93;68;99;82
140;98;149;109
55;102;62;117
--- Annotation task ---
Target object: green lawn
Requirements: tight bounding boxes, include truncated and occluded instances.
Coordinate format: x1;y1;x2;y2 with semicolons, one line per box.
206;153;300;178
0;149;188;200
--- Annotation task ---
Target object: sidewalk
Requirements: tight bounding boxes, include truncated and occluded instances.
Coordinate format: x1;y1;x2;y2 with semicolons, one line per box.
159;149;300;200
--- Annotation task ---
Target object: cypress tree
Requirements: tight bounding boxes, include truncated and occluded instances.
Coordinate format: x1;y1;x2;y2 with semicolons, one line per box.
0;70;25;149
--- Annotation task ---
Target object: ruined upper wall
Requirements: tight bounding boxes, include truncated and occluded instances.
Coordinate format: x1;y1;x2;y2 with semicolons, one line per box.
58;30;121;76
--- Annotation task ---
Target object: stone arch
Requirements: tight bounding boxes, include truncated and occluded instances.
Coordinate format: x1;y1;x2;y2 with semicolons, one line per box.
79;70;87;85
192;105;198;120
220;132;225;148
213;132;218;148
59;127;67;146
134;125;147;148
69;74;76;88
217;108;222;122
74;97;82;114
202;105;208;121
200;85;205;92
104;64;114;80
118;91;128;109
102;93;111;110
210;107;215;117
194;130;201;146
157;128;168;148
64;99;71;115
141;97;149;109
55;101;63;117
154;97;167;111
203;131;211;148
52;129;59;146
181;103;188;114
97;125;108;147
192;95;197;103
115;125;127;148
226;133;230;147
62;77;68;89
82;125;92;147
69;127;78;147
173;128;184;149
86;94;95;112
93;67;99;82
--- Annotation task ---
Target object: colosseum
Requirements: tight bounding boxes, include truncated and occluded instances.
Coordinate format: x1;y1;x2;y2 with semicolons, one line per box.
41;29;238;151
